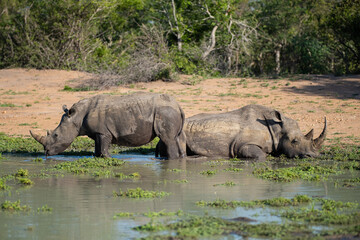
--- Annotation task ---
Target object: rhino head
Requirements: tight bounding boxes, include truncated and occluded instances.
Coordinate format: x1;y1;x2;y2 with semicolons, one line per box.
30;105;80;156
273;112;327;158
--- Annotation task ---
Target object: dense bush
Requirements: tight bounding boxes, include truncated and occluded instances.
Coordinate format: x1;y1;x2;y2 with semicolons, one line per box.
0;0;359;86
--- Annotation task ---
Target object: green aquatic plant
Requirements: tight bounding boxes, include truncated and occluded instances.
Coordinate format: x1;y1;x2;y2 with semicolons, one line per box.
113;187;171;198
37;205;52;213
196;195;313;209
15;168;29;177
128;172;141;178
0;178;9;190
113;212;134;218
200;170;217;176
134;214;311;239
224;167;243;172
1;200;31;212
213;181;236;187
17;177;34;185
143;210;184;218
252;163;339;182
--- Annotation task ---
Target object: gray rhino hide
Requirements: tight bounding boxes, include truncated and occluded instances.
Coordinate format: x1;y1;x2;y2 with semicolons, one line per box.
30;93;186;159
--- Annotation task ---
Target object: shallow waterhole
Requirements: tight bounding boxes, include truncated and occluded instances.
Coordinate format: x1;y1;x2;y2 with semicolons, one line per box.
0;153;359;239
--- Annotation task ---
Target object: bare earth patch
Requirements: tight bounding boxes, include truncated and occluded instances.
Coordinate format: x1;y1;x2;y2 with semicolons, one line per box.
0;68;359;145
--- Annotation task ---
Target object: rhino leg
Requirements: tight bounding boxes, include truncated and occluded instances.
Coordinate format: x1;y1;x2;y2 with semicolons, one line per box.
238;144;266;161
155;107;185;159
94;134;111;158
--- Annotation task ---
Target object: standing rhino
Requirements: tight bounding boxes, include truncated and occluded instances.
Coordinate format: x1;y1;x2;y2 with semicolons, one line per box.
30;93;186;159
156;104;326;160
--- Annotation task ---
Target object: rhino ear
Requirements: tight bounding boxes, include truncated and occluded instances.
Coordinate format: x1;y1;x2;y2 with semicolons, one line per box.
63;105;69;116
274;110;283;122
305;129;314;140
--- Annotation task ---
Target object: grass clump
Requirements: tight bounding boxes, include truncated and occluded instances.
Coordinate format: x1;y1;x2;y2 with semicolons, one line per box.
252;163;339;182
200;170;217;176
134;214;310;239
52;157;125;176
113;187;171;198
1;200;31;212
0;178;10;191
196;195;313;209
37;205;52;213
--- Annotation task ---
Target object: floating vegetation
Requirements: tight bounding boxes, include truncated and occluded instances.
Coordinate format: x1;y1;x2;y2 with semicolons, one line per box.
200;170;217;176
134;196;360;239
113;212;135;218
252;163;340;182
196;195;313;209
1;200;31;212
134;214;310;239
37;205;52;213
17;177;34;185
0;178;9;190
158;179;189;184
213;181;236;187
113;187;171;198
52;157;125;176
15;168;28;177
224;167;243;172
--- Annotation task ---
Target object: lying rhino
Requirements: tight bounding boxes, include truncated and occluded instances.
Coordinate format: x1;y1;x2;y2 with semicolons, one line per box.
156;104;326;160
30;93;186;159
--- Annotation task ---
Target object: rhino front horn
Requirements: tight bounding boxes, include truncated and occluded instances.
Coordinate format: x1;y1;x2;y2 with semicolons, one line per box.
314;117;327;149
29;130;46;146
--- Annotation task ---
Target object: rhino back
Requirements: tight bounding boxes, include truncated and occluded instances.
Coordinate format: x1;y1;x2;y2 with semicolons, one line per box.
80;93;180;146
185;105;277;156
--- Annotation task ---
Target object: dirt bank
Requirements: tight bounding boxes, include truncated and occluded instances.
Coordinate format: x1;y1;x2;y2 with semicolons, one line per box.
0;68;359;144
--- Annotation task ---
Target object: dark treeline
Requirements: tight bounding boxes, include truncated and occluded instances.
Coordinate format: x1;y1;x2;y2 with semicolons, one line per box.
0;0;359;85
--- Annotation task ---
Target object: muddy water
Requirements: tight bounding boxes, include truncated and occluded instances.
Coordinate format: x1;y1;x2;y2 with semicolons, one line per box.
0;154;359;240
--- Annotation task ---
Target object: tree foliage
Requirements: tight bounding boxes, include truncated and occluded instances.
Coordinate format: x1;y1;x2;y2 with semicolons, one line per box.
0;0;359;85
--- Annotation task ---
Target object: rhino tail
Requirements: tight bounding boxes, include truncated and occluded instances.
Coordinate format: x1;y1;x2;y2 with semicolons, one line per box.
176;107;186;157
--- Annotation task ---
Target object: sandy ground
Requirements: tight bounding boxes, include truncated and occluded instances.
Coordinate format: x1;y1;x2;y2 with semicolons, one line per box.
0;68;359;145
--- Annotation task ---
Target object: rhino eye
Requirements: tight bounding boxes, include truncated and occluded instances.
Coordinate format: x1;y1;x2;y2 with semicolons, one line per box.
291;139;299;144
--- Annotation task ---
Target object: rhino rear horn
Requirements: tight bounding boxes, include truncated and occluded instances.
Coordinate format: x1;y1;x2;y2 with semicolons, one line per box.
313;117;327;149
305;129;314;140
30;130;46;146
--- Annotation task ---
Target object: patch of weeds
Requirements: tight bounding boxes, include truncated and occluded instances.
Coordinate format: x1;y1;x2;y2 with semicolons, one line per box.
143;210;184;218
17;177;34;185
37;205;52;213
134;214;311;239
321;143;360;161
224;167;243;172
167;168;184;173
15;168;28;177
32;157;44;163
128;172;141;178
0;103;21;107
113;212;135;218
214;181;236;187
113;187;171;198
196;195;312;209
93;170;112;178
0;178;10;190
1;200;31;212
252;163;340;182
200;170;217;176
62;85;94;91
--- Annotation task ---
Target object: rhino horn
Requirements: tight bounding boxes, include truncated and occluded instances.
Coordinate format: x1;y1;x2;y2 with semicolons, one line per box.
313;117;327;149
29;130;46;146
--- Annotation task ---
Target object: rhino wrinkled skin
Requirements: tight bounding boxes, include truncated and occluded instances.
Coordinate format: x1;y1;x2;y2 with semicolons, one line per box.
30;93;186;159
156;104;327;160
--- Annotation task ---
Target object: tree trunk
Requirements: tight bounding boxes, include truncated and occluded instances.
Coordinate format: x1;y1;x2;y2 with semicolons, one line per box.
202;25;218;59
275;48;281;75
